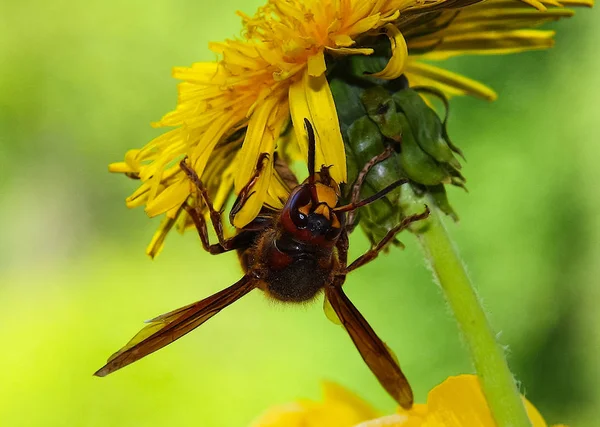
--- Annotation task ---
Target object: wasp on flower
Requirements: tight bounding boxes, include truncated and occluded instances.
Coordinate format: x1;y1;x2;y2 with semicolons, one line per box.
96;119;429;408
102;0;593;422
109;0;591;257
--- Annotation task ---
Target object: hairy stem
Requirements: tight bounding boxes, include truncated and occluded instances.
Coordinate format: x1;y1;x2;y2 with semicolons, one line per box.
411;194;531;427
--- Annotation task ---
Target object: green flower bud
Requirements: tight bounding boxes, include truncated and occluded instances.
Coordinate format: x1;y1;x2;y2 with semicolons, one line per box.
395;112;452;186
345;116;404;245
392;90;461;170
328;53;466;244
361;87;402;141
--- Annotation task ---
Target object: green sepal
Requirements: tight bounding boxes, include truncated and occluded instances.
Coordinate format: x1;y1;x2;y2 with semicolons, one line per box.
327;57;465;241
328;77;367;134
348;54;389;83
426;184;459;221
360;87;402;141
396;113;451;186
393;90;461;170
413;86;465;160
345;115;404;188
345;116;383;185
345;116;406;245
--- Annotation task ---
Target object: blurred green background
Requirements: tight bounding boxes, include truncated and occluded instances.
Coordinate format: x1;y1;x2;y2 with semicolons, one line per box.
1;1;598;426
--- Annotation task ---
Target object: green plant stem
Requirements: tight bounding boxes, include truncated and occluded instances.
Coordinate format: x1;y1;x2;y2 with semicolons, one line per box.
414;196;531;427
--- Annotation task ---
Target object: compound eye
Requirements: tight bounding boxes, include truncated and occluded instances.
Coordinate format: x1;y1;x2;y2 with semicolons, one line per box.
288;186;312;229
291;209;309;229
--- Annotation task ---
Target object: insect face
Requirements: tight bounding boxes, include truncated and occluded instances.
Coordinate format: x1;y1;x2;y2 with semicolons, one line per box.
280;177;345;246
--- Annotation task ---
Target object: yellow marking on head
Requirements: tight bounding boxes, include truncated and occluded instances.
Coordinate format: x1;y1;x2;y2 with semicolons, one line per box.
331;214;341;229
299;202;311;217
315;183;338;208
314;204;331;220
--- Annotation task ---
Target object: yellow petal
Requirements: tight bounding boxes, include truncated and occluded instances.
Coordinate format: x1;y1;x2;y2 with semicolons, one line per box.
235;95;281;194
558;0;593;6
212;159;237;212
108;161;134;174
266;171;291;209
325;46;375;56
124;148;142;169
354;414;413;427
232;158;274;228
288;69;347;183
523;396;551;427
250;382;378;427
249;402;316;427
146;212;180;259
126;181;152;208
405;61;497;101
520;0;548;10
395;375;552;427
147;155;171;204
425;375;504;426
347;13;381;36
321;381;379;420
368;0;387;14
327;18;343;37
171;62;219;82
289;76;314;163
333;34;355;47
308;51;327;77
369;24;408;80
418;30;556;58
426;10;574;38
145;178;188;217
191;112;242;175
233;96;289;227
379;10;400;23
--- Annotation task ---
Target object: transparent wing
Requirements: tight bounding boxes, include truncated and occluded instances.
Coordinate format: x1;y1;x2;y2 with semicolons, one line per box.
94;276;255;377
325;284;414;409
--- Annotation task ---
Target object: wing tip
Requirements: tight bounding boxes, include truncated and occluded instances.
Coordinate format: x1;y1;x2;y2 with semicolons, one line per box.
93;366;110;377
397;389;414;410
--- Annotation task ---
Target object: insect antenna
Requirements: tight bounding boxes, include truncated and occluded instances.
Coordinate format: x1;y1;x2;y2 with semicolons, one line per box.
303;118;321;203
304;118;316;185
333;178;409;213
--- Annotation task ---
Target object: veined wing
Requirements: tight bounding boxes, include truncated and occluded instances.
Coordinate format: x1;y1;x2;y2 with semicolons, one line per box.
325;283;413;409
94;276;255;377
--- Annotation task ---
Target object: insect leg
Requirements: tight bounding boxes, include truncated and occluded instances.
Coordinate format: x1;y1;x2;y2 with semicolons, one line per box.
179;159;231;248
345;207;430;273
229;153;270;224
181;201;243;254
347;146;395;231
337;230;349;266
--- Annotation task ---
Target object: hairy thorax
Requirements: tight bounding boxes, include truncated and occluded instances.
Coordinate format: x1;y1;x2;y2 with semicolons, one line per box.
242;227;337;303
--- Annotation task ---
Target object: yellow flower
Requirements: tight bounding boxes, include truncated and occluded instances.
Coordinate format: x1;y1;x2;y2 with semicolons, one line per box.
109;0;592;256
249;381;380;427
249;375;565;427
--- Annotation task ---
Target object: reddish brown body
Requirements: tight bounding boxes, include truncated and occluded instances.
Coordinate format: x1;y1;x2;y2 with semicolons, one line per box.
95;119;429;409
240;221;339;302
237;177;345;302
